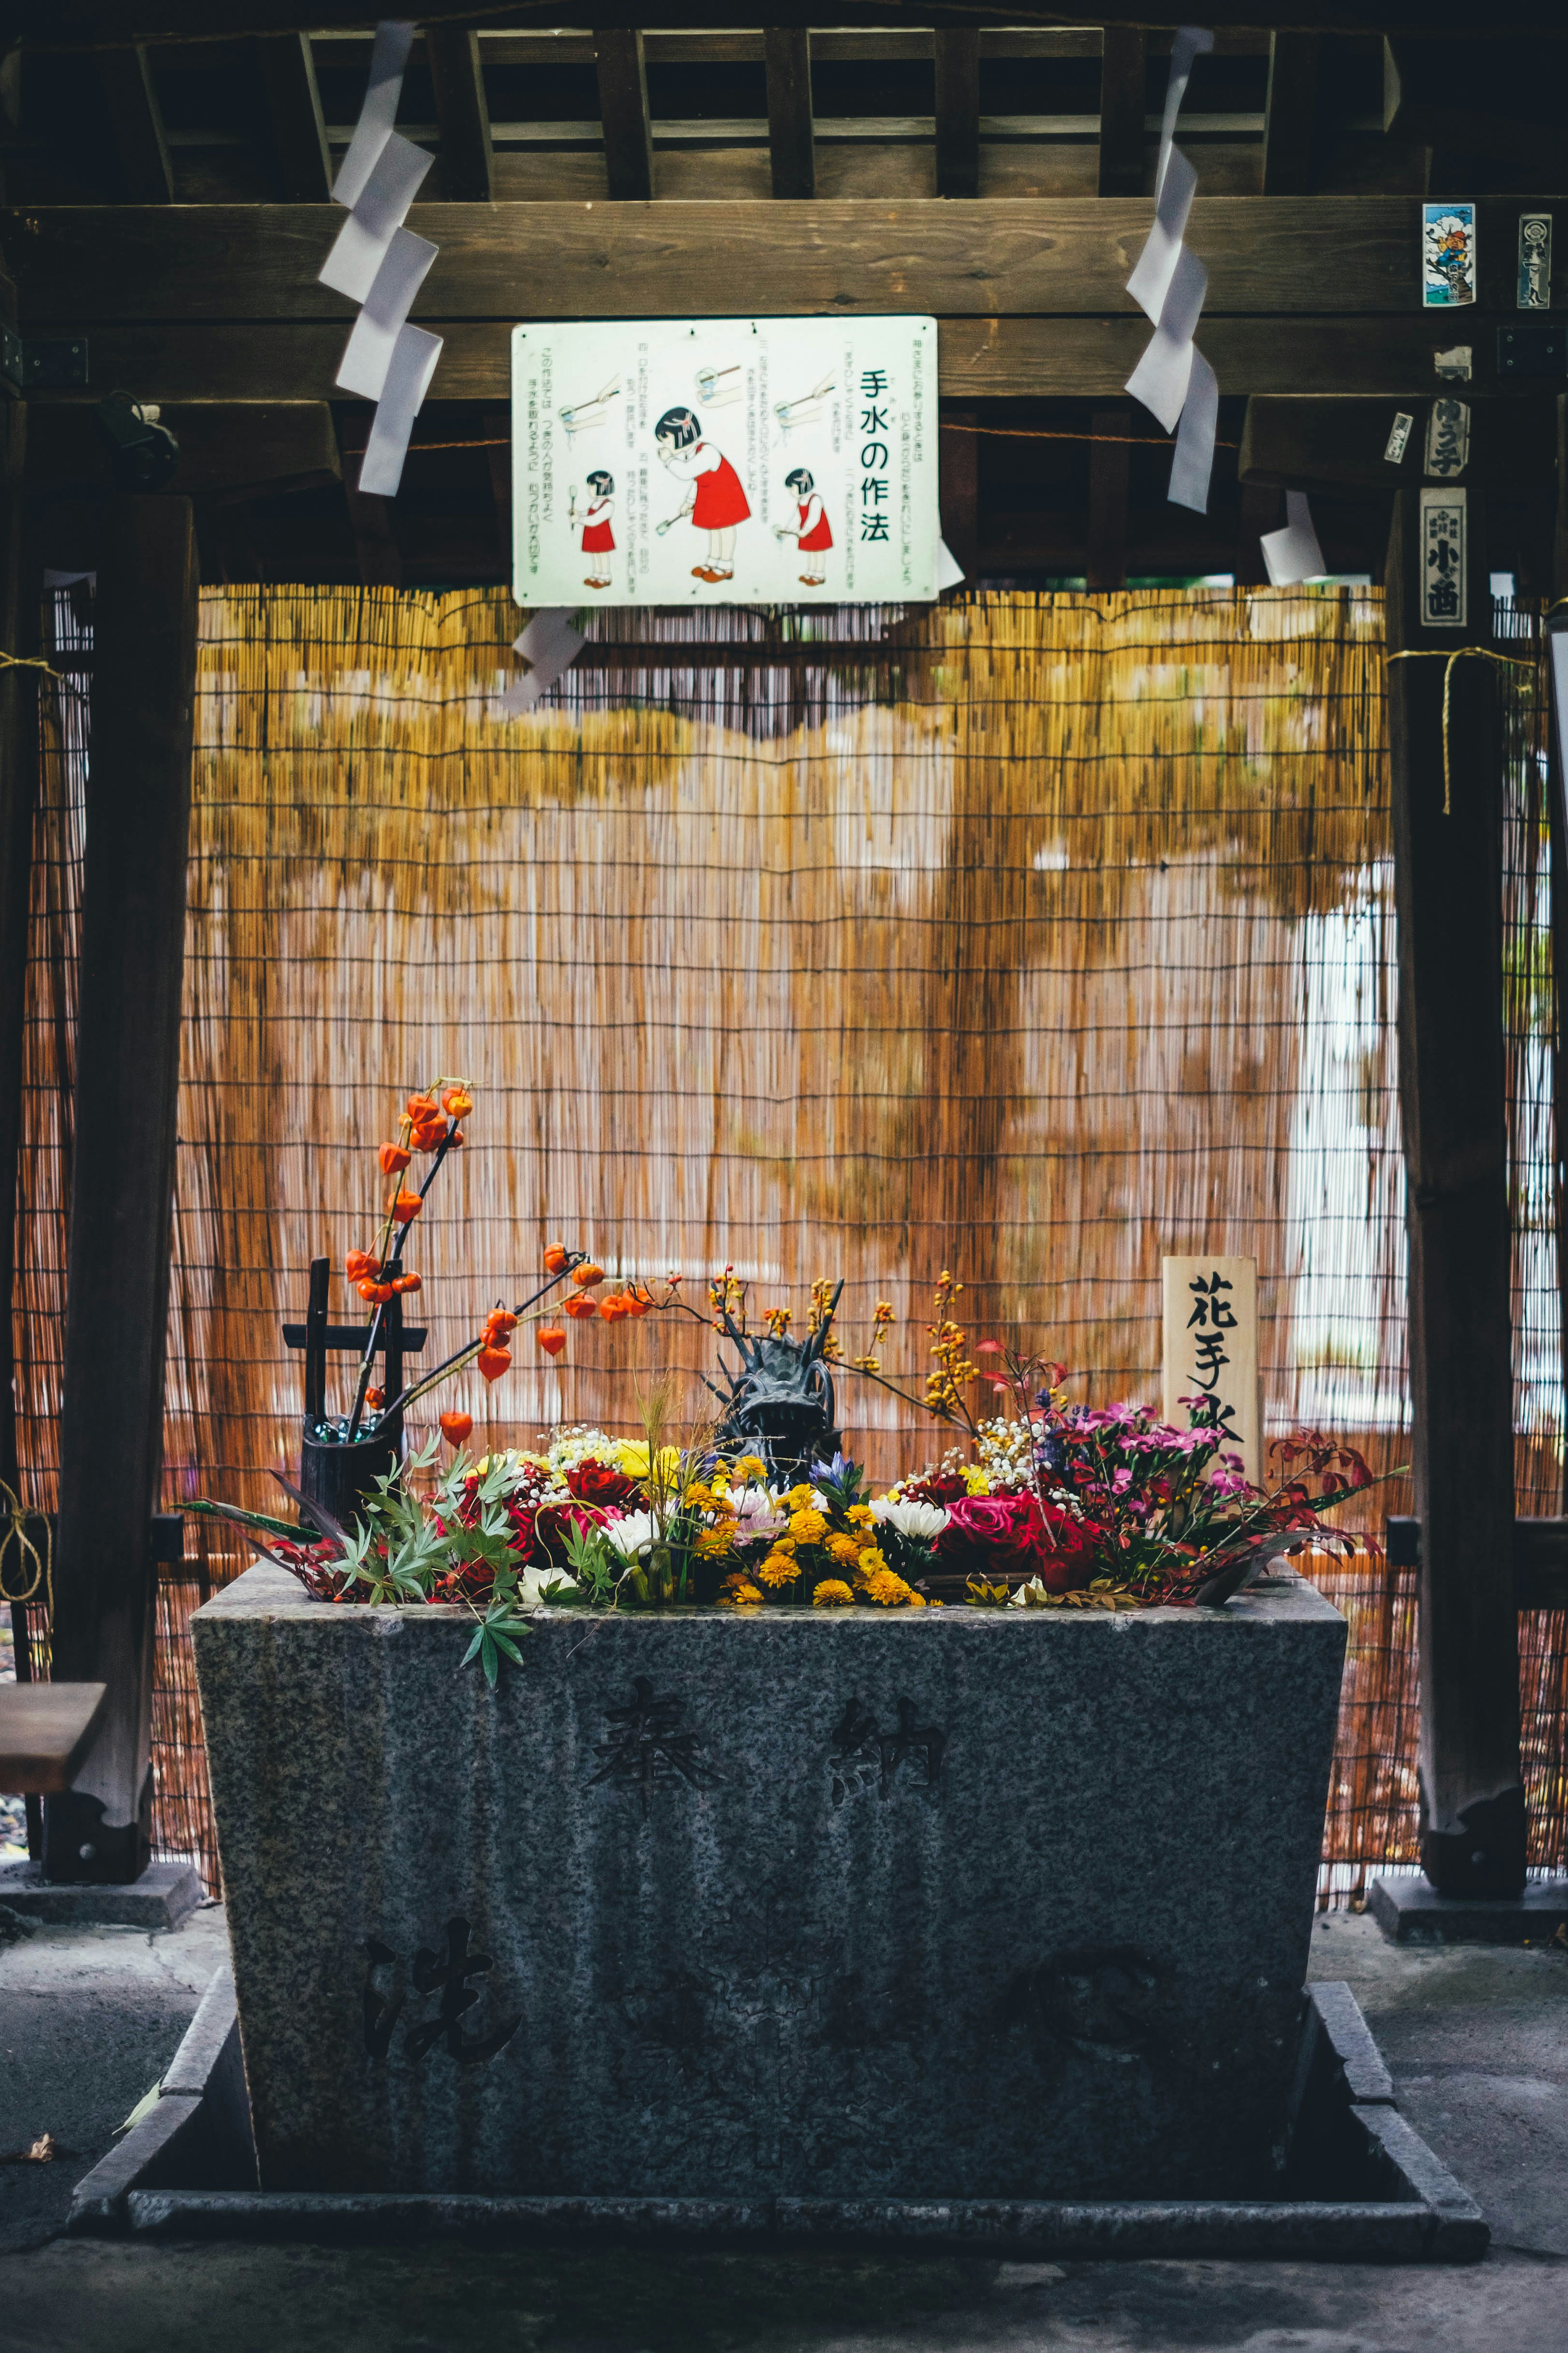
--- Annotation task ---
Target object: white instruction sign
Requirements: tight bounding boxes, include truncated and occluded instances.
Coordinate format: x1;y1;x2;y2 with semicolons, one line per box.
510;315;938;607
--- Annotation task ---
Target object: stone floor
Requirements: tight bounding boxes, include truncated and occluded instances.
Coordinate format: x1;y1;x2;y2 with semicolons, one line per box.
0;1899;1564;2353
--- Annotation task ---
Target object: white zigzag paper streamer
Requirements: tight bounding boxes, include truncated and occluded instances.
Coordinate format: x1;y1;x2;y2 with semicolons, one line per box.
320;20;442;501
1125;27;1216;516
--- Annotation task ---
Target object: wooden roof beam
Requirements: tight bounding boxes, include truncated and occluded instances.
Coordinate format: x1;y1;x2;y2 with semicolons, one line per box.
428;22;494;202
20;7;1568;46
96;45;172;203
256;30;332;201
594;27;654;202
764;26;814;199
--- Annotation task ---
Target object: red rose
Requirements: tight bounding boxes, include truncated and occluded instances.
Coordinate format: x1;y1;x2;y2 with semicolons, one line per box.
902;1470;971;1508
940;1492;1097;1592
566;1458;641;1509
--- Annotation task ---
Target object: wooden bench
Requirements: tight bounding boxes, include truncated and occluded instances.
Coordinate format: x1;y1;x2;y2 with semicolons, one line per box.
0;1682;108;1793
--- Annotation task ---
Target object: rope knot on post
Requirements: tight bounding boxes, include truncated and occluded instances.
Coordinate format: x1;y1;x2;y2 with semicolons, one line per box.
1385;647;1536;815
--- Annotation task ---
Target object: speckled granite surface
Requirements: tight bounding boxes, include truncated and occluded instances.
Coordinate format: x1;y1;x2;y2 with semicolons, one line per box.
192;1566;1345;2202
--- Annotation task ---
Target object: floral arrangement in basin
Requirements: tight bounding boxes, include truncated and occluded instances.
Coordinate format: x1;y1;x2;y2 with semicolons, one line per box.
189;1086;1390;1677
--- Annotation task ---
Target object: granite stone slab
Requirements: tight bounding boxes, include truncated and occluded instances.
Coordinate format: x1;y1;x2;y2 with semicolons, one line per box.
192;1564;1346;2202
0;1858;203;1930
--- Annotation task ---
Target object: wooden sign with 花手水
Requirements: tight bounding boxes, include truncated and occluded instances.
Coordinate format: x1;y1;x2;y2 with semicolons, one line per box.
1161;1256;1261;1489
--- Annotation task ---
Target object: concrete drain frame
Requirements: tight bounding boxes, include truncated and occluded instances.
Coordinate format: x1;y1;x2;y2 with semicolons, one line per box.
70;1974;1486;2262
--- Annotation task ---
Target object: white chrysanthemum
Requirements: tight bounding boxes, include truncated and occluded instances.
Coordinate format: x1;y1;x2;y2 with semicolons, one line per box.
871;1497;950;1541
604;1510;657;1560
519;1562;579;1606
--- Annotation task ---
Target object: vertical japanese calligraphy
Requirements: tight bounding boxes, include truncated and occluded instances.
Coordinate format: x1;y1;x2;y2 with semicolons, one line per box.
1160;1255;1261;1485
1419;486;1468;629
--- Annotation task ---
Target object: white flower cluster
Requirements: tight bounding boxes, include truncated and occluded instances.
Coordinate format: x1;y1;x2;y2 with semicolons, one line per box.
870;1497;950;1541
543;1424;624;1472
604;1510;657;1561
974;1416;1034;1488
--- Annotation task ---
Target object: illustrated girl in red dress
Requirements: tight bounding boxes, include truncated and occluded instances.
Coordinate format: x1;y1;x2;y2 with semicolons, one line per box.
774;465;833;586
580;468;614;589
654;406;751;583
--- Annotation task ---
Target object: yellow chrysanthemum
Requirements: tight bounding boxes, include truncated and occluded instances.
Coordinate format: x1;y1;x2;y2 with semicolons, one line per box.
757;1550;802;1588
615;1441;682;1484
694;1527;734;1559
788;1508;828;1545
825;1531;860;1566
783;1482;817;1510
862;1567;914;1608
846;1504;875;1529
811;1579;855;1608
855;1546;889;1579
734;1454;767;1482
721;1580;763;1608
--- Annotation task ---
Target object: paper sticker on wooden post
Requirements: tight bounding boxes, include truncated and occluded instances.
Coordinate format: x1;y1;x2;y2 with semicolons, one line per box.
1422;204;1476;308
1517;213;1551;310
1162;1256;1261;1487
1423;397;1469;479
1419;485;1467;627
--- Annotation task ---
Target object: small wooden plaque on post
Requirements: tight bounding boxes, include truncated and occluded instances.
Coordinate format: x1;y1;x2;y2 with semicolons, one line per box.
1161;1255;1262;1487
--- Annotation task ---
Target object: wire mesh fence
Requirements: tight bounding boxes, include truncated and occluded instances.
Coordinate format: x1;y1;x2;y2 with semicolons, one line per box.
6;583;1564;1895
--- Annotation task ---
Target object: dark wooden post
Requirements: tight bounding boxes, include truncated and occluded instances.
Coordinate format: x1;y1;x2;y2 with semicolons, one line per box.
0;398;33;1507
0;398;38;1856
42;496;197;1885
938;408;978;583
1086;399;1131;590
1386;484;1526;1895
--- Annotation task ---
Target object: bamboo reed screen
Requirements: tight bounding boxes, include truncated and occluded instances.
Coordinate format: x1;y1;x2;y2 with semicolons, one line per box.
9;584;1566;1894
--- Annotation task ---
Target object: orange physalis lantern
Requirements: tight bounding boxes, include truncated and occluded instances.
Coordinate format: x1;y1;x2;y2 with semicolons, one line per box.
439;1411;473;1446
543;1243;569;1275
390;1189;422;1225
476;1344;512;1382
441;1086;474;1119
392;1272;421;1294
573;1262;606;1288
365;1388;384;1412
563;1295;598;1320
484;1309;518;1340
378;1141;411;1176
345;1249;378;1283
536;1327;566;1358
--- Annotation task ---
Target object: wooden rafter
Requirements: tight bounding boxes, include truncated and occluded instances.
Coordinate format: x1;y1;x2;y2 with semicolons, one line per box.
932;27;979;201
1261;30;1320;195
96;44;172;203
1096;25;1147;200
763;26;814;200
428;22;494;203
256;30;332;202
594;27;654;202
